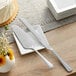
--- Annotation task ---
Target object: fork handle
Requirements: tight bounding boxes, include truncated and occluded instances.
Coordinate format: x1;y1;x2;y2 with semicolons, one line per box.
35;50;53;68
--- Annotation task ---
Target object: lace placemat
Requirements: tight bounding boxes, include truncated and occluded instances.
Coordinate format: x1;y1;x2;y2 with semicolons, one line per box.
0;0;76;43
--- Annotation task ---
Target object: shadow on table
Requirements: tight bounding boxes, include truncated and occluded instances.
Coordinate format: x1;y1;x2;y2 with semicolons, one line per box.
67;72;76;76
0;72;10;76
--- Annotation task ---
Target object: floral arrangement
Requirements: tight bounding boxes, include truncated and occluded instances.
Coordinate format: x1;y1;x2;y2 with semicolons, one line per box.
0;26;15;73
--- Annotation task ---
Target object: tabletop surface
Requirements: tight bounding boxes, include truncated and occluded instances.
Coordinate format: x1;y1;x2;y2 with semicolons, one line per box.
0;22;76;76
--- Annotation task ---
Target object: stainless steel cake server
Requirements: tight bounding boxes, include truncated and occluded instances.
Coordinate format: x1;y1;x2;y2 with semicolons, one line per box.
12;25;53;68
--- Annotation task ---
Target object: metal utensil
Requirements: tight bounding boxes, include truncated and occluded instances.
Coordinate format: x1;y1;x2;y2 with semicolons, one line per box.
19;17;72;72
12;25;53;68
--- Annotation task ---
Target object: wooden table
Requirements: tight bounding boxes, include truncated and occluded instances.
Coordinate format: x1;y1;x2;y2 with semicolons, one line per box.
0;22;76;76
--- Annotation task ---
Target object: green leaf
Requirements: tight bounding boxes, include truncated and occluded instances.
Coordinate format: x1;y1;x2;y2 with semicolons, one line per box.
4;25;9;30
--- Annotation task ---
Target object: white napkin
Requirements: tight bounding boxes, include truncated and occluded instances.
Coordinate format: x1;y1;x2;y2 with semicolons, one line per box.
12;25;46;55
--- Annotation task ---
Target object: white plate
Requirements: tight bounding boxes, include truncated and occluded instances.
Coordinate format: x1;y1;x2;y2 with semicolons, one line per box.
13;25;45;55
47;0;76;20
